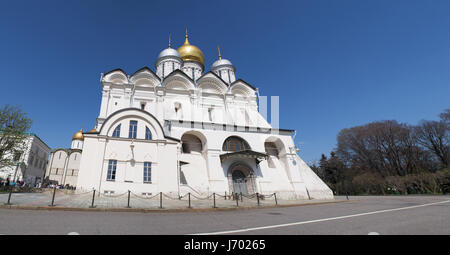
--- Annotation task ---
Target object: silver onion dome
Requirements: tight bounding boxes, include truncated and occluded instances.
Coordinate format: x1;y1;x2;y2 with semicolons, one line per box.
157;48;181;59
211;58;233;69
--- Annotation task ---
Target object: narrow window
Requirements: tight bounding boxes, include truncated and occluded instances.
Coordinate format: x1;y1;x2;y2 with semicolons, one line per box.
174;103;182;119
112;124;121;137
143;162;151;183
129;121;137;139
107;160;117;181
74;154;77;160
140;103;145;110
208;108;213;122
145;127;152;140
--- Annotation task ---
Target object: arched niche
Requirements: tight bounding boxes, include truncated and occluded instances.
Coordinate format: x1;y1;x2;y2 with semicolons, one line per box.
180;131;207;153
222;136;251;152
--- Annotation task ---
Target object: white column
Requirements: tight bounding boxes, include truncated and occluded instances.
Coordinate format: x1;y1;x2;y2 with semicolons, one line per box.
99;88;110;119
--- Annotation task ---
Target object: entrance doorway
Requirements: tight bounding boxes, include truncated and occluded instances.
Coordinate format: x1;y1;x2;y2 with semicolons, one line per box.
232;170;248;195
228;163;255;195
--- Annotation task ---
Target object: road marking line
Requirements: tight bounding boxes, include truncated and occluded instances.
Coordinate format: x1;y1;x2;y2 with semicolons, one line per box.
192;199;450;235
368;232;380;235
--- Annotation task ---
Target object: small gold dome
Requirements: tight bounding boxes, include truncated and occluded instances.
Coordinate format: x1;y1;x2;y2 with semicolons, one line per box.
177;31;205;67
72;129;84;141
89;126;97;133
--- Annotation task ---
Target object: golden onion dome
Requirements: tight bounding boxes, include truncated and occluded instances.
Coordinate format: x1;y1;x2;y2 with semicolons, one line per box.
177;30;205;67
89;126;97;133
72;129;84;141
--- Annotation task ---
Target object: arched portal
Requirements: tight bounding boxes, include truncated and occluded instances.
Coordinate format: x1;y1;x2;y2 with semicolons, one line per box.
227;162;255;195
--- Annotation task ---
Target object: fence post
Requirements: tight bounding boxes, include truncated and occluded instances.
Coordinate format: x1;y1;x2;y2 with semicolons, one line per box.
224;191;227;200
256;192;260;206
89;190;96;208
240;192;243;202
188;192;191;208
274;193;278;206
126;190;131;208
235;193;239;207
49;186;56;207
213;193;216;208
159;192;163;209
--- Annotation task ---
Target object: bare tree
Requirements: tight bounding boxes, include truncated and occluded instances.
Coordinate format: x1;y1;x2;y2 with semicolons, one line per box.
336;120;429;177
415;114;449;168
0;105;32;169
439;109;450;123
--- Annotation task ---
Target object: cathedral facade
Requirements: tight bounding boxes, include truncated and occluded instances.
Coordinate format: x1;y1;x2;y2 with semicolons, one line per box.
74;32;333;199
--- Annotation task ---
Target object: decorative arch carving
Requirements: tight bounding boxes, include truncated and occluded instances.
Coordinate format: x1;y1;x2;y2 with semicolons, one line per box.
102;69;128;84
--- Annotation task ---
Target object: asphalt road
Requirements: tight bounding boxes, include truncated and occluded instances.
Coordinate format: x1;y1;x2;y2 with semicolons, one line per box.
0;195;449;235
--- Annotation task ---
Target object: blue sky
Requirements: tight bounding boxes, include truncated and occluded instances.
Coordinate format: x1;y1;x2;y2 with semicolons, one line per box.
1;0;449;164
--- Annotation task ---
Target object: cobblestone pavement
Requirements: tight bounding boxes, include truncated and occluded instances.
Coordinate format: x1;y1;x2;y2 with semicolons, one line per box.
0;190;340;210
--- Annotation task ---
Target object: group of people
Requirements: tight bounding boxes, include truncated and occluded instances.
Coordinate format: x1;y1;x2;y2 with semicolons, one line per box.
0;178;24;187
0;178;76;190
41;183;76;190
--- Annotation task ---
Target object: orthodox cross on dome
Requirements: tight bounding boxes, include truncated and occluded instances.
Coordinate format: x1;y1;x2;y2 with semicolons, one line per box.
168;34;171;48
184;27;190;44
217;45;222;60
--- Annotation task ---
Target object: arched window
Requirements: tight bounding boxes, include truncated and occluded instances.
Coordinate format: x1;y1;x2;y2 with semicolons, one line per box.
264;142;280;157
112;124;121;137
222;136;251;152
181;134;202;153
145;127;152;140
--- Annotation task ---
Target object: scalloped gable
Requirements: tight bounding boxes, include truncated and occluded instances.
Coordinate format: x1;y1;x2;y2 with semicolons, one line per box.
229;79;256;97
131;67;160;81
229;79;256;90
130;67;161;87
197;71;229;86
161;69;195;90
196;72;228;94
102;68;129;84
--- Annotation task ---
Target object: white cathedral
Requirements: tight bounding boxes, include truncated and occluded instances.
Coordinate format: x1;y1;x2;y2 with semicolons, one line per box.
47;32;333;200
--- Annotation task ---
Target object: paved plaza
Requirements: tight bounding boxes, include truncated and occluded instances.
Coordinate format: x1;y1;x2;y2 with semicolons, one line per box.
0;195;448;234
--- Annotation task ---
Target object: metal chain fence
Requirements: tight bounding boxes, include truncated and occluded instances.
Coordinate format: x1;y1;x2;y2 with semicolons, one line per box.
1;188;282;209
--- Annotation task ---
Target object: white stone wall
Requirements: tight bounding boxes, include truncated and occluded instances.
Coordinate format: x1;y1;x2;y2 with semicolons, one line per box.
213;67;236;84
0;135;50;186
45;149;81;187
71;140;83;150
181;61;203;80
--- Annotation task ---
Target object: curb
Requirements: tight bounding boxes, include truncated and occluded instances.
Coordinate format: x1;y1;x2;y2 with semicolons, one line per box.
0;199;352;213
